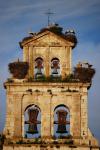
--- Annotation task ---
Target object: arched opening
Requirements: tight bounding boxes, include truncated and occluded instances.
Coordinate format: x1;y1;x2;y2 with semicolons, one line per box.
51;58;60;77
35;57;44;78
24;104;41;138
54;104;70;138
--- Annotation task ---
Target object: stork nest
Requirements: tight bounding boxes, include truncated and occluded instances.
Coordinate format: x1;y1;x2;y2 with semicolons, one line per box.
8;61;29;79
74;67;95;82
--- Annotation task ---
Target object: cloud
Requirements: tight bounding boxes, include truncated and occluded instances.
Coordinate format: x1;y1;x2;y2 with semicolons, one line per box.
73;42;100;141
0;0;100;24
0;0;63;22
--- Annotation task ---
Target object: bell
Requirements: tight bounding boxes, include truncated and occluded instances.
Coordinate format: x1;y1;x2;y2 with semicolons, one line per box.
52;68;58;74
51;59;60;75
25;108;41;134
27;123;38;134
36;68;42;75
54;110;70;133
35;58;43;76
57;124;67;133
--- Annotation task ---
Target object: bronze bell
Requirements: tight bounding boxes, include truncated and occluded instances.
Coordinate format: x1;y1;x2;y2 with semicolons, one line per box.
54;110;70;133
25;108;41;134
36;59;43;74
57;125;67;133
28;123;38;134
52;68;58;74
37;68;42;75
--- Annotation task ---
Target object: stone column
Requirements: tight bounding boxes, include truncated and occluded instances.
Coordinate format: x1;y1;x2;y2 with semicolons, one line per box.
81;91;88;137
23;46;29;62
69;46;72;74
71;94;81;138
13;94;23;138
66;46;72;75
45;47;50;77
3;92;15;138
41;94;51;138
22;114;24;138
62;46;69;78
32;47;35;78
51;95;55;137
69;96;73;136
29;45;33;77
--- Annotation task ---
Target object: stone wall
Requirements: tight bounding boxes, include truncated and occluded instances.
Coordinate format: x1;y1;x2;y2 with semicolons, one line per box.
3;28;99;148
23;32;72;78
4;82;90;139
3;144;100;150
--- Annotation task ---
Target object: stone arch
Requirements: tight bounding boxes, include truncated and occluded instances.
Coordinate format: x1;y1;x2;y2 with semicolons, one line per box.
34;55;45;66
54;104;70;112
24;104;41;112
34;54;45;61
53;104;70;138
24;104;41;138
23;99;42;115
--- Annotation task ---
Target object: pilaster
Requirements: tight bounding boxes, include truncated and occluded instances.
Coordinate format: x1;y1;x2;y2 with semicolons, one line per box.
69;46;72;74
45;47;50;77
81;91;88;137
29;45;33;77
4;93;15;138
40;94;52;137
23;46;29;62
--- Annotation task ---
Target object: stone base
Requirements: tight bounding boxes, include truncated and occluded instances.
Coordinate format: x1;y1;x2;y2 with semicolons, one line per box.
3;137;100;150
3;144;100;150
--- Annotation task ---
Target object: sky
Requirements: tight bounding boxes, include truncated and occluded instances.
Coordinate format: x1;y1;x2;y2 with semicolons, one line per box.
0;0;100;142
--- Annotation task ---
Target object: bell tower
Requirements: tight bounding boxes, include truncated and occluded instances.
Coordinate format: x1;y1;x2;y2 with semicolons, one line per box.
3;24;99;149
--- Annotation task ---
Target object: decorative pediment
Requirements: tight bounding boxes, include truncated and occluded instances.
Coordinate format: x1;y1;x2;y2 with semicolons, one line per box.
21;31;74;48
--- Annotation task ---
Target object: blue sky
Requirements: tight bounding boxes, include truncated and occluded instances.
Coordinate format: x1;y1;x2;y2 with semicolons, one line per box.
0;0;100;142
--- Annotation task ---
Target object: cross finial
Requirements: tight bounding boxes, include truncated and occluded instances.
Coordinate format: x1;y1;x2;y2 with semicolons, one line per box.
45;9;54;26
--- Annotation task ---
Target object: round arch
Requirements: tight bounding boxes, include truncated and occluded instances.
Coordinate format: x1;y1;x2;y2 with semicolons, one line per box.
51;57;60;62
23;100;42;115
54;104;70;138
54;104;70;112
24;104;41;112
34;54;45;61
24;104;41;138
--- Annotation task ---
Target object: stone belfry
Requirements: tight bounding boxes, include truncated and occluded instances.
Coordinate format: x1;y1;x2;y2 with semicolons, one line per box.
3;24;99;149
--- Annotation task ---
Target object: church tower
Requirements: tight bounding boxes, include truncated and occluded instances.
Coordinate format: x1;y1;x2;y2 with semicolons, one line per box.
3;24;99;149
